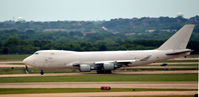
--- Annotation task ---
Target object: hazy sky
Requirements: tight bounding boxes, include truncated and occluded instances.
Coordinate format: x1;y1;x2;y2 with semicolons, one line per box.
0;0;199;21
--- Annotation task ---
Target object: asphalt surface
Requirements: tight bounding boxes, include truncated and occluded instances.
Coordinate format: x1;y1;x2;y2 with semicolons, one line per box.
0;82;197;89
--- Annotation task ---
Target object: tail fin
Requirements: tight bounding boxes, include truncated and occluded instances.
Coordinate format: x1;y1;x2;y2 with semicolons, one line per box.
158;24;195;50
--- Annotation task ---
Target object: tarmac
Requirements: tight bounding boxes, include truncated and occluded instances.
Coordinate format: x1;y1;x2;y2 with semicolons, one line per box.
0;82;197;89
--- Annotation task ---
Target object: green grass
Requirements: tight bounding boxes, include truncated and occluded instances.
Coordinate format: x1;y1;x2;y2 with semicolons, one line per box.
118;68;198;71
0;67;80;74
0;54;30;61
187;54;199;58
162;60;198;63
1;66;198;74
0;74;197;83
144;64;198;66
0;67;26;74
142;64;198;66
0;88;197;94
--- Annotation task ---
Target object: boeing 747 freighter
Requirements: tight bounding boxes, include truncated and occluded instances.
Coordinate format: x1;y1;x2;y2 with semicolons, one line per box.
23;24;195;74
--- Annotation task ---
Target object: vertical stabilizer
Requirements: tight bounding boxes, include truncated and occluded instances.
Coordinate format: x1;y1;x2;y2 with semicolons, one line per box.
158;24;194;50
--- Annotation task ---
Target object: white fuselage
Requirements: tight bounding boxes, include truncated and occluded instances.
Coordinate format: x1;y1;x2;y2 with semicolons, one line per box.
23;49;189;69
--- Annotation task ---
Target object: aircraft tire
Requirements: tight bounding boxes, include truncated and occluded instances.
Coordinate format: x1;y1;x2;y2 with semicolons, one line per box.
97;70;112;74
40;70;44;75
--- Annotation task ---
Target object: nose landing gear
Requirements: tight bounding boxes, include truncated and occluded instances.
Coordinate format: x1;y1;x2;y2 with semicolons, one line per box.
25;65;29;74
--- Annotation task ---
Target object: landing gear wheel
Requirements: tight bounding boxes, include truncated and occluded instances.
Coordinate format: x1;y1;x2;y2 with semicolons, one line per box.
105;70;112;74
25;65;29;74
97;70;112;74
40;70;44;75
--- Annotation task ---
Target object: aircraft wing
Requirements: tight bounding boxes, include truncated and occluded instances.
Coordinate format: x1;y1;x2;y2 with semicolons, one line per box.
74;60;136;67
95;60;136;64
73;60;136;72
94;60;136;67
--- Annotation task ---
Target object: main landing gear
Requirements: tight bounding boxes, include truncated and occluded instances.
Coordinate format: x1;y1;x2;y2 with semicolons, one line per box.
97;70;112;74
40;70;44;75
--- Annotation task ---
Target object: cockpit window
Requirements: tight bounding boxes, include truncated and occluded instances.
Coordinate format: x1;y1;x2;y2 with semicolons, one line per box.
34;52;39;55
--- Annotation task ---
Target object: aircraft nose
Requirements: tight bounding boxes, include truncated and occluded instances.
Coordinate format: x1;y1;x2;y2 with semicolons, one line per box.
23;56;32;65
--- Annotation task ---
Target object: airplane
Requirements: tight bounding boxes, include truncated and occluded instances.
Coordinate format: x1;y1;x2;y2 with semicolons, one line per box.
23;24;195;74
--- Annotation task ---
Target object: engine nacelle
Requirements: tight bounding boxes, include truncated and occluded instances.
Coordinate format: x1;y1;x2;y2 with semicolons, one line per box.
79;64;91;72
103;62;115;70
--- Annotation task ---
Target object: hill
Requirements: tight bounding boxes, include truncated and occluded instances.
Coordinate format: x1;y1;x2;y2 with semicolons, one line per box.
0;16;198;54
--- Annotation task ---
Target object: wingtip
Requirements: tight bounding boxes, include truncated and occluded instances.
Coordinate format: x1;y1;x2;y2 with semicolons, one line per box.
184;24;195;27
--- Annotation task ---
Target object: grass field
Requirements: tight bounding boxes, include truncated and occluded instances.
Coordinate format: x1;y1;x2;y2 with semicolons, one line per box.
163;60;198;63
0;54;29;61
146;64;198;66
0;66;198;74
0;67;80;74
0;73;197;83
0;88;197;94
187;54;199;58
118;67;198;72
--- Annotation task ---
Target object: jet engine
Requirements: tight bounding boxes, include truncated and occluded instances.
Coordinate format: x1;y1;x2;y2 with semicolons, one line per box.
79;64;91;72
103;62;115;70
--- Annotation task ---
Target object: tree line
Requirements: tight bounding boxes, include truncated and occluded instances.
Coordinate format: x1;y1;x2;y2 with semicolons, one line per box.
0;36;198;54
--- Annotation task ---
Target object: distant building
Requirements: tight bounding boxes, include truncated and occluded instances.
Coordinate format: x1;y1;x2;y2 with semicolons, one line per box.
102;26;108;31
16;17;26;23
145;29;155;33
43;29;67;32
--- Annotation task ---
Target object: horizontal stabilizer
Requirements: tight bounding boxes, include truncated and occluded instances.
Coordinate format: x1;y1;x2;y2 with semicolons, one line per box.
166;49;192;55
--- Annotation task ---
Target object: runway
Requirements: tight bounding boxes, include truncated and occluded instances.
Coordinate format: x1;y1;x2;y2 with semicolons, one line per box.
0;70;197;77
0;91;197;97
0;61;22;64
0;65;25;67
0;82;197;89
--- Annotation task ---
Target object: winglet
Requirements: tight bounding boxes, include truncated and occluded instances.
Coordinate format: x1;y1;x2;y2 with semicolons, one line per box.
158;24;195;50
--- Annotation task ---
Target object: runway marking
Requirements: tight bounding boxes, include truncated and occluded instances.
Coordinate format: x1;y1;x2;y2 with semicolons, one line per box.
0;61;22;64
0;65;25;67
0;91;197;97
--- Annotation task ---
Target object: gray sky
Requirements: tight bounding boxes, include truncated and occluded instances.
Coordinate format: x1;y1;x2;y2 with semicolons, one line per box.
0;0;199;21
